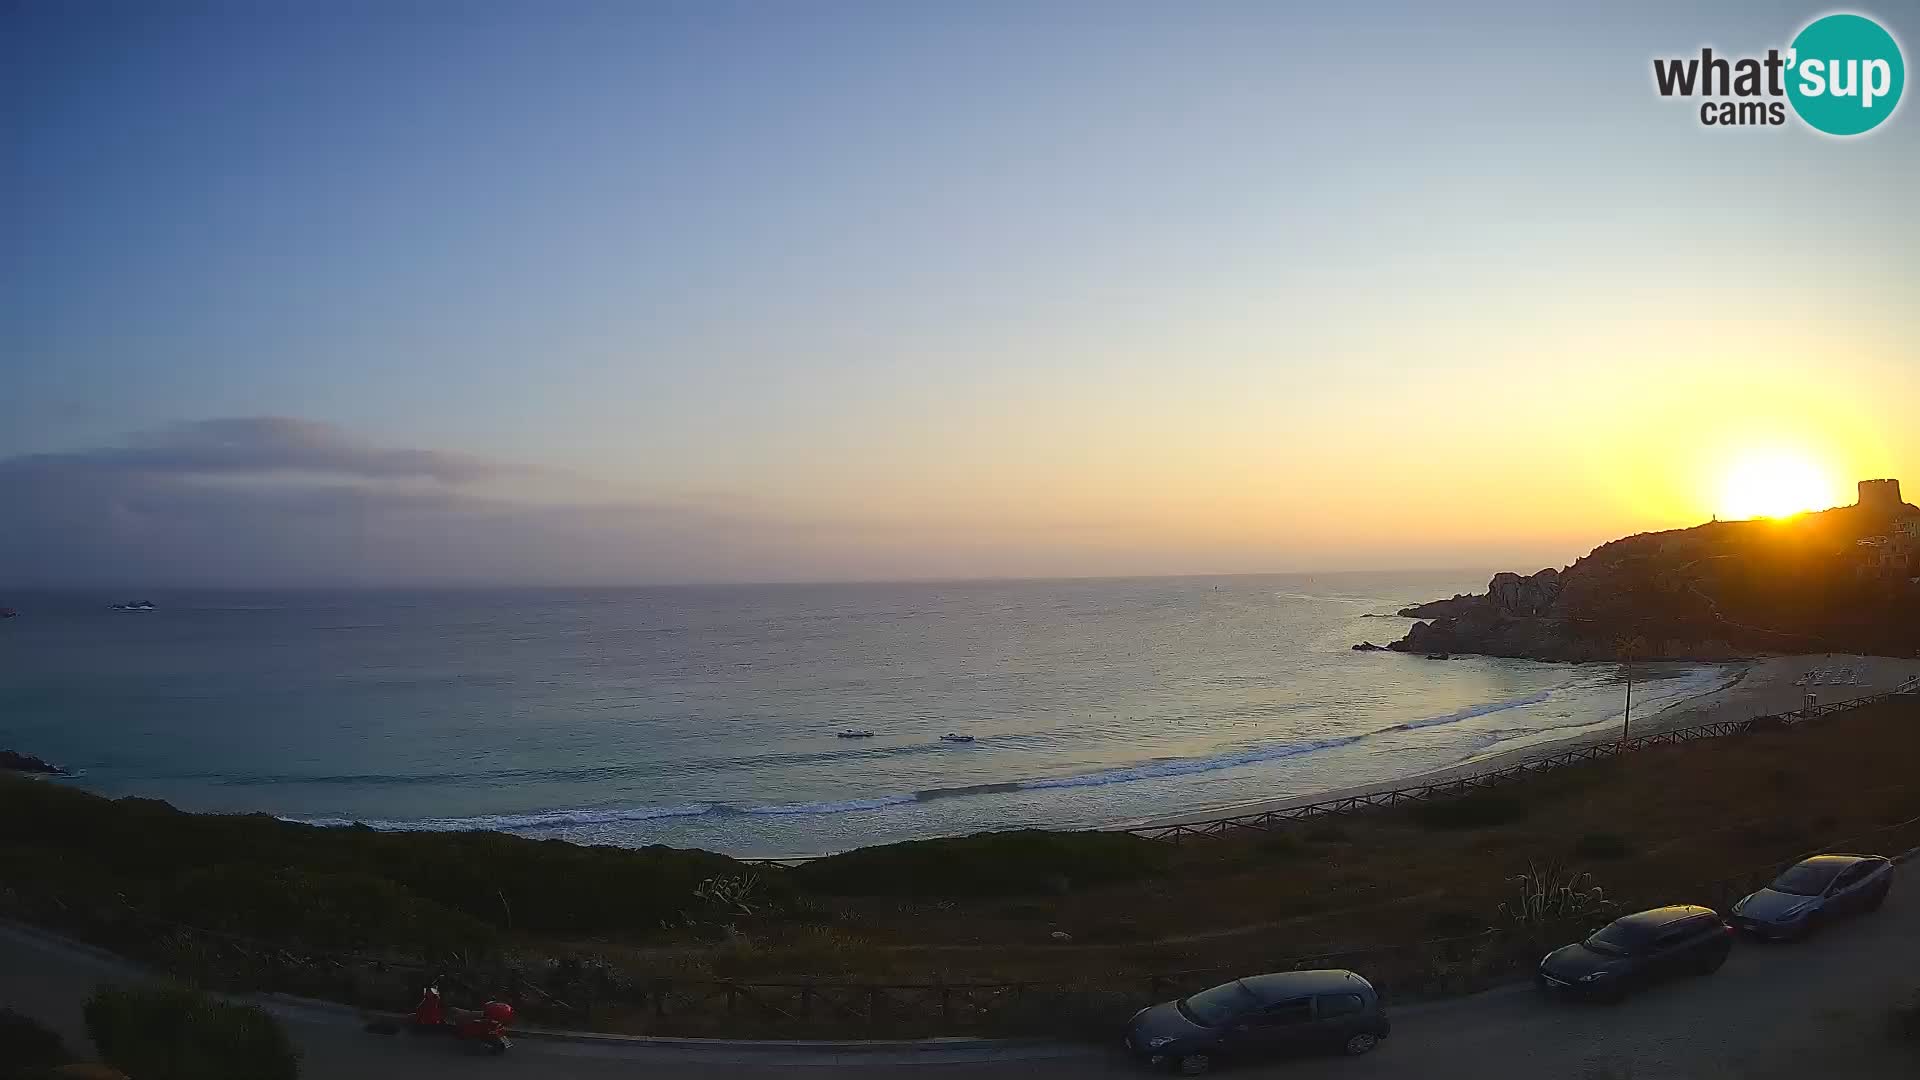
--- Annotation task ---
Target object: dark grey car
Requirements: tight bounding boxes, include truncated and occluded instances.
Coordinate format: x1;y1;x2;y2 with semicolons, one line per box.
1123;969;1389;1074
1731;854;1893;940
1537;905;1732;1001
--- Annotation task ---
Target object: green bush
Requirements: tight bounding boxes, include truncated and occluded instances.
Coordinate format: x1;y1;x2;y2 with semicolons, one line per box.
0;1008;70;1071
155;865;495;954
1256;832;1308;858
1413;793;1527;829
793;829;1169;897
1572;833;1632;860
83;984;299;1080
0;774;746;941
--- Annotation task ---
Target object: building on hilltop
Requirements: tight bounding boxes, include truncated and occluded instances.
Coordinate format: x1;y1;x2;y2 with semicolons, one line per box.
1857;477;1904;513
1852;478;1916;580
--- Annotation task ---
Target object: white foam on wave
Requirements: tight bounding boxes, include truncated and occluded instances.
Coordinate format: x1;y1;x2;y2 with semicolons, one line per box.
743;793;918;816
1388;689;1555;731
1018;734;1369;791
286;802;716;832
285;669;1739;839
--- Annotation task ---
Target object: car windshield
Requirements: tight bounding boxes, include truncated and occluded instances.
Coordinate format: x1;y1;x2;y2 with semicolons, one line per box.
1177;980;1259;1027
1584;920;1654;957
1769;862;1842;896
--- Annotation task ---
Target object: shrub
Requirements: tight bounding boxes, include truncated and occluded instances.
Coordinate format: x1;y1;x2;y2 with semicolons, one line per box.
1414;792;1527;829
83;984;299;1080
155;865;494;955
0;1008;70;1071
1572;833;1632;860
1304;822;1350;843
793;829;1169;897
1497;862;1610;933
1256;832;1308;858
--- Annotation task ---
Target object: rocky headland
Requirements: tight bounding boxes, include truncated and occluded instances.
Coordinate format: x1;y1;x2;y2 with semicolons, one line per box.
1372;482;1920;663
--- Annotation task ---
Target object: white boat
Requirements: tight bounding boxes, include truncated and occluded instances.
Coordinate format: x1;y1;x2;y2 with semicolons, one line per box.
939;733;975;743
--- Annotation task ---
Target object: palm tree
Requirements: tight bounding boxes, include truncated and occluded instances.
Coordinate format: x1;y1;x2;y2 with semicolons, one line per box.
1615;635;1650;744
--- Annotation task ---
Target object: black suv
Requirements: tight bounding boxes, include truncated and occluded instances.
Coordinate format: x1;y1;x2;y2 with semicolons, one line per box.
1536;904;1732;1001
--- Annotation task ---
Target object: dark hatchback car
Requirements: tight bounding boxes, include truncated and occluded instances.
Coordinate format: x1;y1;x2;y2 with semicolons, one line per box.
1537;904;1732;1001
1123;969;1388;1074
1731;854;1893;940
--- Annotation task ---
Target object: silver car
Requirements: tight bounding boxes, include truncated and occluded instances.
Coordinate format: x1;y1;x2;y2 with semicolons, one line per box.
1730;854;1893;940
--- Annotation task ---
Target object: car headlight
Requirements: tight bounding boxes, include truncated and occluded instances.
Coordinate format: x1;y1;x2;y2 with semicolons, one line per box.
1147;1036;1178;1049
1578;971;1610;983
1732;895;1751;914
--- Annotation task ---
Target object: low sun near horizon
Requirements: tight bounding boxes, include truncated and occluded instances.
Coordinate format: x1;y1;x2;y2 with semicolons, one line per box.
1717;449;1846;522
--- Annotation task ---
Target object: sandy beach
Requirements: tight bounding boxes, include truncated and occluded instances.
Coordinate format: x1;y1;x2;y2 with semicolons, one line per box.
1127;653;1920;830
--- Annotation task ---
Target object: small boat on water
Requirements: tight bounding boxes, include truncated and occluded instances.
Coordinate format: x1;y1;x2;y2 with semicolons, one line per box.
836;730;875;739
1424;653;1452;661
939;733;975;743
109;600;157;612
0;608;17;619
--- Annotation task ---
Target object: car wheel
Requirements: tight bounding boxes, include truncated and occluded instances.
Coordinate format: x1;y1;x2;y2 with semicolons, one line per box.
1796;912;1823;941
1176;1053;1214;1075
1695;949;1727;975
1865;887;1888;912
1344;1032;1380;1055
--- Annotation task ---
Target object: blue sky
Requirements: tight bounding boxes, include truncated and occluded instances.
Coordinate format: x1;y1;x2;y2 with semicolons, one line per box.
3;1;1916;584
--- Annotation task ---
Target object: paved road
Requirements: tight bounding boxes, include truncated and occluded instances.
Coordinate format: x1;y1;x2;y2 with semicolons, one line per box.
6;875;1917;1080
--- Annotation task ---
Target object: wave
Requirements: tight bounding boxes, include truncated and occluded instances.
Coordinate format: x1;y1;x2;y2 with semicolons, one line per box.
1384;690;1555;732
282;684;1599;834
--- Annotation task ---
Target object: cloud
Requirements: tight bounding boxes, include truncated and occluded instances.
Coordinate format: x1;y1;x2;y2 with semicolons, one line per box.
0;416;503;486
0;418;779;586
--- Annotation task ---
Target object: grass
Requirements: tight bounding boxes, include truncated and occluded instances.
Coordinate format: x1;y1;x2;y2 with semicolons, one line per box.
3;694;1918;1038
1572;833;1633;860
792;829;1170;897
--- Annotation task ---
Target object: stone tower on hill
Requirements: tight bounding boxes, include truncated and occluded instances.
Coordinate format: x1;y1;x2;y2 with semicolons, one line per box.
1857;478;1903;512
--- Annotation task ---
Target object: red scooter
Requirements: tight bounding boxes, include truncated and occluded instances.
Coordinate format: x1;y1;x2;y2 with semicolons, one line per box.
410;984;514;1055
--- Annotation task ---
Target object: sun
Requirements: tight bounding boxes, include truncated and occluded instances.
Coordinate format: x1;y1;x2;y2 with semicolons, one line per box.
1718;450;1838;520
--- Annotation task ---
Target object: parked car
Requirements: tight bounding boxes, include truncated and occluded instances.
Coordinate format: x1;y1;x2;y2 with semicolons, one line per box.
1730;854;1893;940
1123;969;1389;1073
1536;904;1731;1001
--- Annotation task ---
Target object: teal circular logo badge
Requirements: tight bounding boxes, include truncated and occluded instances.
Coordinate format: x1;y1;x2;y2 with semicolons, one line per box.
1786;13;1905;135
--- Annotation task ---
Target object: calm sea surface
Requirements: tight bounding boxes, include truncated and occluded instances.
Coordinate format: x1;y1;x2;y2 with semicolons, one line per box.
0;575;1730;856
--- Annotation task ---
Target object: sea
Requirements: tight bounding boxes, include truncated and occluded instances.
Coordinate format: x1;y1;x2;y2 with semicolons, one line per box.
0;574;1735;857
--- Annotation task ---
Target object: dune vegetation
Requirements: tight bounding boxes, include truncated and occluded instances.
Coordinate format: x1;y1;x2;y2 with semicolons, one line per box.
3;694;1917;1036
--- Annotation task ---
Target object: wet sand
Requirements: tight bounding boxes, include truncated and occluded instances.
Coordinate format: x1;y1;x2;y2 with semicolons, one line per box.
1126;653;1920;830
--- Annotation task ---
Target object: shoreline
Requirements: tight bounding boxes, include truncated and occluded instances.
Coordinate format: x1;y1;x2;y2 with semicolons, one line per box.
20;652;1918;857
1121;652;1920;831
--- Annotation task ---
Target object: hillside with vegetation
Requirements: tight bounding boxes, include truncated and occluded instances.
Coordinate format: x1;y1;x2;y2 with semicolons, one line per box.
1385;498;1920;661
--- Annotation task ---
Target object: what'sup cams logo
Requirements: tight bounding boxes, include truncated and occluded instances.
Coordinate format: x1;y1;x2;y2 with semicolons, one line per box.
1654;12;1905;135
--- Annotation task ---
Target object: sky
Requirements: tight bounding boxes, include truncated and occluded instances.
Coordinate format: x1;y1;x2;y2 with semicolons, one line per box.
3;0;1916;586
